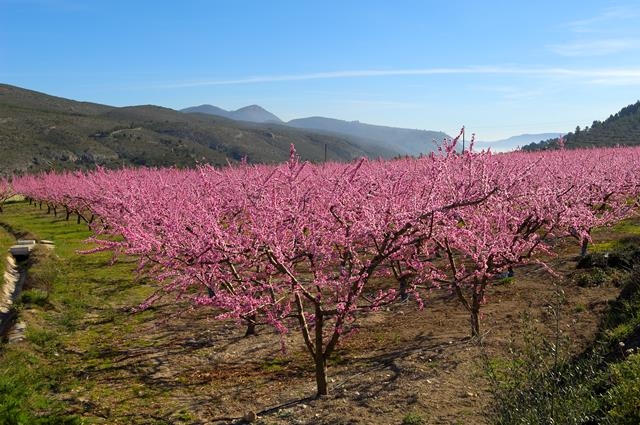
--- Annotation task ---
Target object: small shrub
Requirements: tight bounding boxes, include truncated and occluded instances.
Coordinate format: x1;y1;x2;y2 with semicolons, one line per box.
401;412;425;425
277;409;293;419
172;409;194;422
605;353;640;424
25;249;59;293
0;349;81;425
25;328;57;348
486;353;602;424
605;322;635;344
20;288;49;306
577;253;608;269
483;307;603;424
496;276;514;286
577;268;608;287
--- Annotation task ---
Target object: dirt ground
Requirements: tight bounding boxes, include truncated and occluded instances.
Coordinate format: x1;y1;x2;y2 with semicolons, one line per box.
54;231;623;425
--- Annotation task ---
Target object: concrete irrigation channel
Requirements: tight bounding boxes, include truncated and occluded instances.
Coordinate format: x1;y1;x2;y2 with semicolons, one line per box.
0;239;53;342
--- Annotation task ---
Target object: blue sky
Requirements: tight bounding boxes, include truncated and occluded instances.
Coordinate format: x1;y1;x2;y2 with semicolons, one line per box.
2;0;640;140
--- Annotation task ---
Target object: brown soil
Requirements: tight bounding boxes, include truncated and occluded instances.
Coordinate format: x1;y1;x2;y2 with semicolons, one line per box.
56;230;625;425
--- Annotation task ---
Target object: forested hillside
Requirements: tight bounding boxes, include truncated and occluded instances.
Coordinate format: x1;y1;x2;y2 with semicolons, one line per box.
523;100;640;150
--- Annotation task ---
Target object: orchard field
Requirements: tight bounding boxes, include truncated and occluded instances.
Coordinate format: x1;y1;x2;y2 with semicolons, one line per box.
1;139;640;424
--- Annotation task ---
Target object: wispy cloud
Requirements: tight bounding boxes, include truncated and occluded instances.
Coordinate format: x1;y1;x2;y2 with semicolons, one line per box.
158;68;495;88
553;6;640;57
154;66;640;89
566;6;640;33
548;68;640;85
587;76;640;86
549;38;640;57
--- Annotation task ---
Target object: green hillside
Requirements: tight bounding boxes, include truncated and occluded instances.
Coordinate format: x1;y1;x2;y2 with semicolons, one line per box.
0;84;397;176
523;100;640;150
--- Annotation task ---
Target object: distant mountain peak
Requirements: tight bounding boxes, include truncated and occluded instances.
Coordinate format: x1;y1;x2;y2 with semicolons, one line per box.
181;103;282;123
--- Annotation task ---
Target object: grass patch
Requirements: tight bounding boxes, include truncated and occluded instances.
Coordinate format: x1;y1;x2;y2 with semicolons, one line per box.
20;288;50;307
261;356;291;372
591;240;617;252
605;352;640;423
0;201;159;422
0;224;14;276
611;220;640;235
0;348;81;424
25;326;59;349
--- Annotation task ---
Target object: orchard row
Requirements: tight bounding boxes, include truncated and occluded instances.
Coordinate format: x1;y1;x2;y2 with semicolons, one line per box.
5;140;640;396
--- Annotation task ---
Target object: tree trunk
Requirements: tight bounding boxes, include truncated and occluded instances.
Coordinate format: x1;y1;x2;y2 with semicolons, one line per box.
399;275;409;301
314;350;328;397
580;237;589;257
65;207;71;221
470;285;482;338
314;303;328;397
244;314;257;337
470;308;480;338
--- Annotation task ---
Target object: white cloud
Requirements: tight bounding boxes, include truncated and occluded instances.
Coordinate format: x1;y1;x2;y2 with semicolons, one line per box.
159;68;490;88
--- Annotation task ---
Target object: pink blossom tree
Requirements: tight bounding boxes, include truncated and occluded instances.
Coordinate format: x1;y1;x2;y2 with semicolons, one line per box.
12;143;640;396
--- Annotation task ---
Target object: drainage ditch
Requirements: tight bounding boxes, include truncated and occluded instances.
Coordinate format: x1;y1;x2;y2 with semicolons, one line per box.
0;239;50;343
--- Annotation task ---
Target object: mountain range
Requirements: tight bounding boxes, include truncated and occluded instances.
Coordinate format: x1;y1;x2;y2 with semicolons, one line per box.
3;83;634;177
0;84;398;176
181;104;448;156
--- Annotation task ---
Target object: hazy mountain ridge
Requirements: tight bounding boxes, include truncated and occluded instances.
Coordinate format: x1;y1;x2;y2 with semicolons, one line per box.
287;116;449;156
182;104;450;156
474;133;563;152
0;84;397;176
